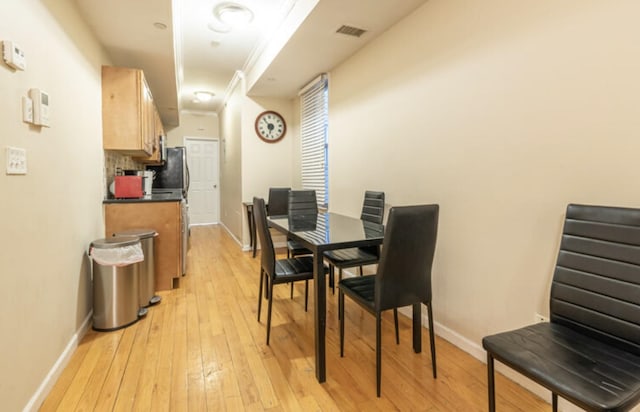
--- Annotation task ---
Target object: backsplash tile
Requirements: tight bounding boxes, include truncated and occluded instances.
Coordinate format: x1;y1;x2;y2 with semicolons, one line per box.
103;151;144;197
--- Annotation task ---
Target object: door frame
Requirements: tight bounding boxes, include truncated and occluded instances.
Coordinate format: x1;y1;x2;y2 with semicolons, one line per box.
183;136;221;225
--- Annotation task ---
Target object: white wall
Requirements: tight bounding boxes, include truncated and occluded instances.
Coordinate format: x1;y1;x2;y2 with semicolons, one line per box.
219;79;245;240
166;111;219;146
0;0;108;410
328;0;640;350
241;97;295;202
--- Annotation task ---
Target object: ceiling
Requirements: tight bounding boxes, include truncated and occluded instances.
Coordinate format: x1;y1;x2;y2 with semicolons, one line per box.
74;0;428;128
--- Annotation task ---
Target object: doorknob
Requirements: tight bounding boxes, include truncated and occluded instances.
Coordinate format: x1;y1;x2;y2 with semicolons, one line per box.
213;184;217;188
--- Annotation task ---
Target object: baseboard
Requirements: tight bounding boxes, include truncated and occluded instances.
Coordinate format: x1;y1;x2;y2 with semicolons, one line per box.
24;310;93;412
220;222;244;248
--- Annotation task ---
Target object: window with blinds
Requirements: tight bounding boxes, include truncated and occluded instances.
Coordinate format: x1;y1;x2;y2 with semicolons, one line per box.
299;74;329;208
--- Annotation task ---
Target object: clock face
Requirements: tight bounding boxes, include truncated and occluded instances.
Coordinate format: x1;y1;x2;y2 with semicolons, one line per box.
255;110;286;143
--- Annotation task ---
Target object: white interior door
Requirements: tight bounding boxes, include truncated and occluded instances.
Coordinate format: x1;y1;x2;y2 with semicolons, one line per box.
185;137;220;225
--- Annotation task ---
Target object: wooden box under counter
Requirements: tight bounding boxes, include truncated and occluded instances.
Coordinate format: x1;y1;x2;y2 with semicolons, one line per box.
104;199;183;291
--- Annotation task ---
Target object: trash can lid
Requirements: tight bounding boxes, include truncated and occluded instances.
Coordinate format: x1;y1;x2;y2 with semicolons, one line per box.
112;228;157;239
91;235;140;249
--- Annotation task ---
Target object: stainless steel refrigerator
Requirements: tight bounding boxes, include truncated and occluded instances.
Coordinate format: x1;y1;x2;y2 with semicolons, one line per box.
147;146;190;275
148;146;190;200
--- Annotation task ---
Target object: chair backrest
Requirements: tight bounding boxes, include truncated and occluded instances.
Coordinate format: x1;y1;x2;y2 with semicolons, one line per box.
267;187;290;217
375;204;439;311
253;197;276;278
289;190;318;217
551;203;640;355
361;191;385;224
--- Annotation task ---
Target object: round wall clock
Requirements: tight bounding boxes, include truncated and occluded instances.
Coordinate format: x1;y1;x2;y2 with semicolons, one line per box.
255;110;286;143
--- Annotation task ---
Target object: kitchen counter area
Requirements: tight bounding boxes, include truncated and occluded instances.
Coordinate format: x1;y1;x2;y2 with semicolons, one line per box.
103;189;184;203
103;188;188;291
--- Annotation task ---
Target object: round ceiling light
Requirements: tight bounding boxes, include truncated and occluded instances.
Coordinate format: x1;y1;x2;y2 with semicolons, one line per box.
194;91;215;102
214;3;254;28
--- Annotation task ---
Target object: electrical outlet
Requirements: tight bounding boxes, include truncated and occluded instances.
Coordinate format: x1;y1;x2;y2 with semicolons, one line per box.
534;313;548;323
6;146;27;175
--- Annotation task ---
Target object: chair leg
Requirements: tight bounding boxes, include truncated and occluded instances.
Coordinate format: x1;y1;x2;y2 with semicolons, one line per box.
552;393;558;412
359;265;363;276
393;308;399;344
487;353;495;412
290;282;294;299
264;276;269;299
304;280;309;311
266;281;275;345
426;301;437;379
257;270;264;322
339;291;345;357
376;312;382;397
339;267;343;283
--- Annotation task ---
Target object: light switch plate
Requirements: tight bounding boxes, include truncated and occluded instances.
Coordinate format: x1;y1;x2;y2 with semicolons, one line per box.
6;146;27;175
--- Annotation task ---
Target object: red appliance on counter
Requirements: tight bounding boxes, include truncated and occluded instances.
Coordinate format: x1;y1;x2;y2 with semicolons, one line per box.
114;176;143;198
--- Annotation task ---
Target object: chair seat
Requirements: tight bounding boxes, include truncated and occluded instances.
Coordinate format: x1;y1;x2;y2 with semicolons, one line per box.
275;256;328;284
287;239;312;256
482;322;640;411
338;275;376;313
325;247;379;268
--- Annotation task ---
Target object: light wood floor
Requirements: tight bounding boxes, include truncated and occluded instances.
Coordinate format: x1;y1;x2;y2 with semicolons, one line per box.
40;225;548;411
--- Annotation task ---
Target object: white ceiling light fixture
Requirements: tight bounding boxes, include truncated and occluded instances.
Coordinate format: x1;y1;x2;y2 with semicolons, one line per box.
194;91;215;102
214;2;254;28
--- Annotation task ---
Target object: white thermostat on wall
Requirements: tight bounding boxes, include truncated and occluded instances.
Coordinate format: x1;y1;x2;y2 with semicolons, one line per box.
29;88;50;127
2;40;26;71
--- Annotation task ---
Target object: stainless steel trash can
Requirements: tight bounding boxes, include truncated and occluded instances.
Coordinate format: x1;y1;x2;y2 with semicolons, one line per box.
112;228;161;307
90;236;143;331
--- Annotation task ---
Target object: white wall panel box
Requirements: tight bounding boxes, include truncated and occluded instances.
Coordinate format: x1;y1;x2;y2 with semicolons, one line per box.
2;41;26;71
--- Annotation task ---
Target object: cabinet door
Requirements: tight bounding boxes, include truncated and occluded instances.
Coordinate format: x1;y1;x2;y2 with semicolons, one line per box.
135;105;164;164
104;201;181;291
102;66;154;157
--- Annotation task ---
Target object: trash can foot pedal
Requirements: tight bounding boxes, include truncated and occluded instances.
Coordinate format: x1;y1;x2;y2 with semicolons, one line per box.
138;307;148;317
149;295;162;305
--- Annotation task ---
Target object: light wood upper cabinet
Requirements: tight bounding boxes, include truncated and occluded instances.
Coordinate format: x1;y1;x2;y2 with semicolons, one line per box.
102;66;162;157
135;106;164;165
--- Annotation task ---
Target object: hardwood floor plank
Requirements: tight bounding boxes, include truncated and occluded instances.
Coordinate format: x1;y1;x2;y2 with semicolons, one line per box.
40;225;550;411
169;290;188;412
112;311;153;412
131;300;165;411
149;291;175;412
92;325;137;411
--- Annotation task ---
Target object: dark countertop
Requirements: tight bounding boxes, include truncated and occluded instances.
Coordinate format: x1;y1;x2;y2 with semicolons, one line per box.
103;189;184;204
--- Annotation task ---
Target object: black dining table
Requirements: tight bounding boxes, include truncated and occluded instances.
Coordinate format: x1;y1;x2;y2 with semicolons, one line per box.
267;212;385;382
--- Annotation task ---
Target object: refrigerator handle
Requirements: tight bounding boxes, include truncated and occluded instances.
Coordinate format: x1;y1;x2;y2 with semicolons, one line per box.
185;162;190;193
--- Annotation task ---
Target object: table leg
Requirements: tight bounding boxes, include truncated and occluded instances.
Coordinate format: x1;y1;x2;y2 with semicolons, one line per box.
314;250;326;382
413;303;422;353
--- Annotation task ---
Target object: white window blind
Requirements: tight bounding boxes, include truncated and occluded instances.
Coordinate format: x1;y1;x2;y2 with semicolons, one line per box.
299;74;329;208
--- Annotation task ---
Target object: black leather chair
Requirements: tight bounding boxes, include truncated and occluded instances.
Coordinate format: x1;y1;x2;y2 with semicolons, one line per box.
267;187;290;217
287;190;317;258
338;204;439;397
325;191;385;292
483;204;640;412
253;197;324;345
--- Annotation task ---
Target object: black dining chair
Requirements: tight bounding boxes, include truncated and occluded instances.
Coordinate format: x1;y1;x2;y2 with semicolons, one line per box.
286;190;318;258
267;187;290;217
338;204;439;397
325;191;385;292
253;197;325;345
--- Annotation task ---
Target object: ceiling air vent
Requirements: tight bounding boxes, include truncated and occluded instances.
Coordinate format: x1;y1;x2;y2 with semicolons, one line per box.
336;25;367;38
